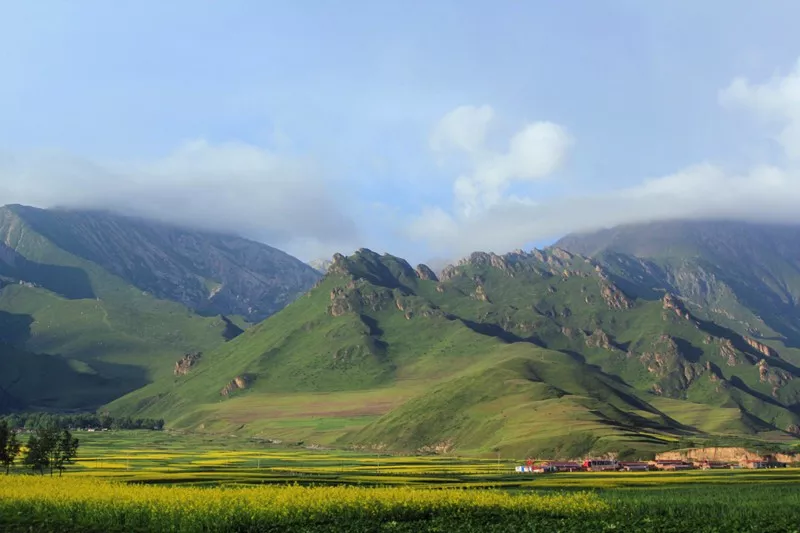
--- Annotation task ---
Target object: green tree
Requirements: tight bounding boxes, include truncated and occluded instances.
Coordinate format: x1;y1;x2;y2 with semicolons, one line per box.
23;426;80;476
23;433;49;475
0;421;21;474
53;429;79;477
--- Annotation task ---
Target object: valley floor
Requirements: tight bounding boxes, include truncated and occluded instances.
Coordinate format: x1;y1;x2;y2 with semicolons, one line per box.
2;431;800;532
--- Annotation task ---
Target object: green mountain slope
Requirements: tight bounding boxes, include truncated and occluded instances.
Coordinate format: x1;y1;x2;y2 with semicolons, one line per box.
0;205;309;411
111;245;800;457
556;220;800;350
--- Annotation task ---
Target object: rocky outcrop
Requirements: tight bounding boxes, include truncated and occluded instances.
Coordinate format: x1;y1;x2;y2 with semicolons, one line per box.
585;329;613;350
704;361;723;382
439;264;458;281
174;352;202;376
639;335;702;393
744;337;778;358
472;285;490;302
550;248;573;261
662;293;690;319
220;375;251;396
718;339;739;366
415;264;438;281
328;282;393;317
598;281;633;310
326;253;349;276
756;359;792;397
757;359;770;383
457;251;517;276
328;287;355;317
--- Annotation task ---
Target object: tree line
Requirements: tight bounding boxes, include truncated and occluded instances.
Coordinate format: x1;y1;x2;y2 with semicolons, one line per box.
0;412;165;431
1;421;79;476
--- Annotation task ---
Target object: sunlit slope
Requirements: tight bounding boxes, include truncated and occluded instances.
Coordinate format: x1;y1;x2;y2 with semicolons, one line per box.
110;248;800;455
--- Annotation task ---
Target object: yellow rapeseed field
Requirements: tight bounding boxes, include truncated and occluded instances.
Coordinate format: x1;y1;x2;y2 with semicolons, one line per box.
0;475;606;532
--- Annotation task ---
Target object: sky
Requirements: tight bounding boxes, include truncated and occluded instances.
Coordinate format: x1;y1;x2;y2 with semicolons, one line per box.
2;1;800;264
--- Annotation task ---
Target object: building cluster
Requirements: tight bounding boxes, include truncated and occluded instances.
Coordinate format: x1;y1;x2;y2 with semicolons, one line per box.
515;456;790;473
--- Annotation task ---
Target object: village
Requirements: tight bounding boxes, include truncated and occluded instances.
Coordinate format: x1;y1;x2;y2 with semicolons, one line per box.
515;455;792;474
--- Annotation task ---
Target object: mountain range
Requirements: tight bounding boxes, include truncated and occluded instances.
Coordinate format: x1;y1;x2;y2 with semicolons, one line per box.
2;206;800;457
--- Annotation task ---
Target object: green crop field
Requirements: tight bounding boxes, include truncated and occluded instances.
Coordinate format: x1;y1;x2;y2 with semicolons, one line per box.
2;431;800;532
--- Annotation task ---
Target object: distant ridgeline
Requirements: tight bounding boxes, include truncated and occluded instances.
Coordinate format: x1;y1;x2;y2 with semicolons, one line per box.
0;412;165;431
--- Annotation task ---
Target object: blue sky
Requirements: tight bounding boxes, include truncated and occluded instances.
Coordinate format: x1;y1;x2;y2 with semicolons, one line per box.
2;1;800;264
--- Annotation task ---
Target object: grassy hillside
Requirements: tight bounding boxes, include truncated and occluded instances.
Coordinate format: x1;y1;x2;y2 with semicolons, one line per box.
0;207;243;410
111;247;800;457
7;209;800;457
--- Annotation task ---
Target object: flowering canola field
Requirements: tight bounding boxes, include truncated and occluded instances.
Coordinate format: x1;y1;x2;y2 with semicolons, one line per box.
1;476;605;532
3;474;800;532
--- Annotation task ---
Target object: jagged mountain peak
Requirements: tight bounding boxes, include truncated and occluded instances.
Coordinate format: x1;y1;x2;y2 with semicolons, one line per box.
326;248;432;290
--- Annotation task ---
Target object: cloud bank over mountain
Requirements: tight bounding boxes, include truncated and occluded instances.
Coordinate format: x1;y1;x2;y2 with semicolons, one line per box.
0;140;358;259
407;59;800;258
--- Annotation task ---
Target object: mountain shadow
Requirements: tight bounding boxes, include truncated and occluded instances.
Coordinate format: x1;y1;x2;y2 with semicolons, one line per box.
0;310;33;346
0;243;95;300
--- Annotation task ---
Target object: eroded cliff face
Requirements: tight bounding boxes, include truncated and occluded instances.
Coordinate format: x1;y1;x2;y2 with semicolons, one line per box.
656;447;799;464
756;359;793;398
662;293;690;320
415;264;438;281
745;337;778;358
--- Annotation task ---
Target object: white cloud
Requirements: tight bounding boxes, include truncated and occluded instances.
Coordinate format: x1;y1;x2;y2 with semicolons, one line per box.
0;140;358;259
410;60;800;261
428;106;572;217
719;59;800;158
506;122;573;180
409;162;800;258
429;105;494;154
